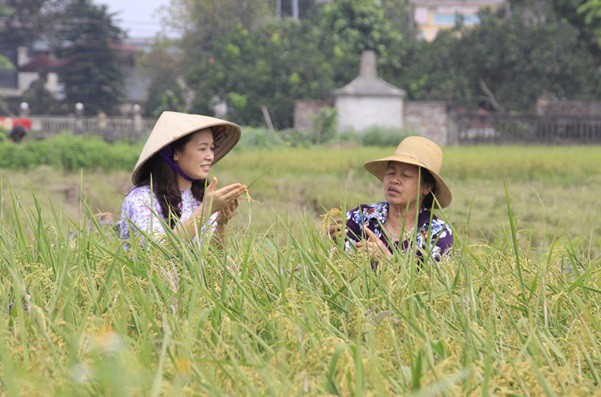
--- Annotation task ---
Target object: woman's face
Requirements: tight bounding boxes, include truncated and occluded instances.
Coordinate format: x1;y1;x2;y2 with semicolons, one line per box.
173;129;215;181
383;162;432;209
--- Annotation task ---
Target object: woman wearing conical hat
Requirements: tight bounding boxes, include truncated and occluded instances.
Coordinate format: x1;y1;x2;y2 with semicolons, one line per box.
328;136;453;263
120;111;247;249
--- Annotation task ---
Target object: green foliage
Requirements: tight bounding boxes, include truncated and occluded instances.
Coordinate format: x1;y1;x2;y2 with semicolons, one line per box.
57;0;126;115
319;0;417;86
234;127;287;149
359;128;413;147
179;1;417;129
337;127;413;147
311;107;337;144
0;0;47;48
188;20;335;128
407;6;599;111
578;0;601;47
165;0;271;69
0;55;12;71
0;132;140;171
0;163;599;394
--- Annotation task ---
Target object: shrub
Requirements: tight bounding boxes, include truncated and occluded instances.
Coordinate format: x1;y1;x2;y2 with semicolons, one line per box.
336;127;413;147
0;131;141;171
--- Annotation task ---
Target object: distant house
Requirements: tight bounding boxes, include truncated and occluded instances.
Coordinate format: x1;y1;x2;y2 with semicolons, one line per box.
0;39;152;115
411;0;505;41
0;45;66;100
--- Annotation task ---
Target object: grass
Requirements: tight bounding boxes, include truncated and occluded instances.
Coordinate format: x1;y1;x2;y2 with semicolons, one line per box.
0;145;599;395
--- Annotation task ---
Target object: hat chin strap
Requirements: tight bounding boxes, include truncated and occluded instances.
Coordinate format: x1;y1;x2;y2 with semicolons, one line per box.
159;148;197;182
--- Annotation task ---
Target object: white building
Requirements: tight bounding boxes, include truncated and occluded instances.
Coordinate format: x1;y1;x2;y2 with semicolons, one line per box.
334;51;406;132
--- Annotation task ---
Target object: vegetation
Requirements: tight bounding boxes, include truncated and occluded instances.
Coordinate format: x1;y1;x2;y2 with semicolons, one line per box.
0;0;126;115
0;144;599;395
2;1;600;122
151;0;601;128
56;0;126;115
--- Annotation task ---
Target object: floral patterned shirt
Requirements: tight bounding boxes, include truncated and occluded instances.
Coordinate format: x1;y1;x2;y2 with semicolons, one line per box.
345;201;453;261
120;185;217;247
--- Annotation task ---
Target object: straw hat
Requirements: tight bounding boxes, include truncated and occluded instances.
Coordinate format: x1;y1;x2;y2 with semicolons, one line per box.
364;136;452;208
132;111;241;184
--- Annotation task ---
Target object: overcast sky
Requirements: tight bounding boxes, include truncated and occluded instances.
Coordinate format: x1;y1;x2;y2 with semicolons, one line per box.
94;0;178;39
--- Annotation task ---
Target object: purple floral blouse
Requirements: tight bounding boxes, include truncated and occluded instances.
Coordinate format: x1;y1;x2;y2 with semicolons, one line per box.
120;185;217;247
345;201;453;261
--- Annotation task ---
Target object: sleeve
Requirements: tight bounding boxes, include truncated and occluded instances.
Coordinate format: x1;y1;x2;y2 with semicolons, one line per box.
193;212;219;247
121;190;167;245
429;220;454;261
344;207;364;252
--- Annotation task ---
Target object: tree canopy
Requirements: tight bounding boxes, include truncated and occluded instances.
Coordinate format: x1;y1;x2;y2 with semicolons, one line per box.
406;4;598;111
56;0;125;115
1;0;600;120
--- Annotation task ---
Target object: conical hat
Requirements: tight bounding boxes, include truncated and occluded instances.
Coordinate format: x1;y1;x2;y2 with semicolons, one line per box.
132;111;241;184
363;136;452;208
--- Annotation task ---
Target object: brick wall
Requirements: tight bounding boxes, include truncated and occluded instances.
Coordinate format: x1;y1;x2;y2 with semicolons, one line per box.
294;100;330;131
404;101;456;146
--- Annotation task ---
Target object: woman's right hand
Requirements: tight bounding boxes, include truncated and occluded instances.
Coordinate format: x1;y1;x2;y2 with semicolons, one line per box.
327;218;345;241
203;177;247;214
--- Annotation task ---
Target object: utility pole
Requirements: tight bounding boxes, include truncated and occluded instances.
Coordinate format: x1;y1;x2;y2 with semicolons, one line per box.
276;0;281;18
292;0;299;21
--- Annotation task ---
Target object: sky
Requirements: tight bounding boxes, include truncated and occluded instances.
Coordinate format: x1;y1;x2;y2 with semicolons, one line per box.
94;0;178;39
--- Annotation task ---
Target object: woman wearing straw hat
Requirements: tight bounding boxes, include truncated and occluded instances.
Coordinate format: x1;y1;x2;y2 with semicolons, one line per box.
120;111;247;248
328;136;453;263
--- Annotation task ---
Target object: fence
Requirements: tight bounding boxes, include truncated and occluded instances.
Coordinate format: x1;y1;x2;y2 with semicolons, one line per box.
457;113;601;144
29;115;157;142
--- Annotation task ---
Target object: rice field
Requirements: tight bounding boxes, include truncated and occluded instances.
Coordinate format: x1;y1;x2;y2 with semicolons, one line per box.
0;145;599;395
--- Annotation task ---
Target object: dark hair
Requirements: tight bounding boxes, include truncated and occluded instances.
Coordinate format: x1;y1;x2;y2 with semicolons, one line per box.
136;131;207;228
419;167;437;209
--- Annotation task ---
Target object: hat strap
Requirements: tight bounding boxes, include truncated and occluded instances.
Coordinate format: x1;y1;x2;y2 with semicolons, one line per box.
159;147;197;182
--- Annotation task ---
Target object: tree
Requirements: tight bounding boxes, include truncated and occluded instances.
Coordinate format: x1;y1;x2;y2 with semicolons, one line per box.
139;41;189;116
57;0;125;115
0;0;50;49
188;20;335;128
160;0;420;128
406;6;599;111
577;0;601;48
164;0;272;70
317;0;417;87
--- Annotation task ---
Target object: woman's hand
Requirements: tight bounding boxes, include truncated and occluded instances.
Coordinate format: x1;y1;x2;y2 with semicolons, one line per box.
203;177;247;214
356;225;393;262
327;218;345;241
216;198;239;225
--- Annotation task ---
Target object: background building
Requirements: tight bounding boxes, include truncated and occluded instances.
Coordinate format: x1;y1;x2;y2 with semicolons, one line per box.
411;0;505;41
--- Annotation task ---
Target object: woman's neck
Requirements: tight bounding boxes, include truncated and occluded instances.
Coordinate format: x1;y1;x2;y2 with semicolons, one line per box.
387;202;419;232
176;174;192;190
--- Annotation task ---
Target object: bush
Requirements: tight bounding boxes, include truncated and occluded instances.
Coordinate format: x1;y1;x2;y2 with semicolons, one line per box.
0;131;141;171
336;127;414;147
235;127;287;150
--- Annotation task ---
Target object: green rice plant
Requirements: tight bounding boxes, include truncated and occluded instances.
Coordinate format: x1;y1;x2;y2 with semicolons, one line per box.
0;145;599;395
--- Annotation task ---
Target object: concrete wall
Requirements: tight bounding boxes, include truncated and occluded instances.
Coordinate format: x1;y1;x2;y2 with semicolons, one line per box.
536;98;601;117
336;96;403;132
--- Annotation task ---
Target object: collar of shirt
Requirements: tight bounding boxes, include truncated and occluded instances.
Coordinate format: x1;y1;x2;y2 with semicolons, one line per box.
360;201;432;230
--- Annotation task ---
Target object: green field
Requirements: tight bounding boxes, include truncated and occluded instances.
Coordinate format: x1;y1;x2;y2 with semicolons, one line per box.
0;146;599;395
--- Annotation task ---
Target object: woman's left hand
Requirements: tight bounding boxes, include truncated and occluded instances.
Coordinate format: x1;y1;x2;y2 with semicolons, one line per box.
216;198;239;225
356;225;393;261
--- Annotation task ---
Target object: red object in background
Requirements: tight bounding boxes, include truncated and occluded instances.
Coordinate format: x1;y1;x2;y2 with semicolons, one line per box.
0;118;31;130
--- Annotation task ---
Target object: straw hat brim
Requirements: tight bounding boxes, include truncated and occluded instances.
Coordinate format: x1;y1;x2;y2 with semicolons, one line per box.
132;112;241;184
364;154;452;209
